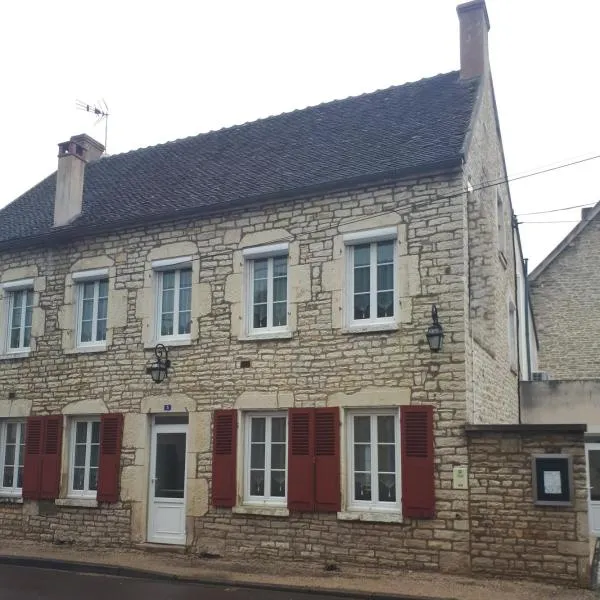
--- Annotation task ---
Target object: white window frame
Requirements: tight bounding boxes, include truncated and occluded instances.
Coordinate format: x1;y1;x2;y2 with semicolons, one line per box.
0;420;25;496
152;257;193;343
75;275;109;348
347;409;401;513
243;412;287;506
344;228;397;328
68;418;101;499
2;279;35;353
508;300;518;371
243;244;289;336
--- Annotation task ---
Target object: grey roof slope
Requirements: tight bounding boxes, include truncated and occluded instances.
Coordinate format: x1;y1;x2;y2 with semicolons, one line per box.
0;71;480;246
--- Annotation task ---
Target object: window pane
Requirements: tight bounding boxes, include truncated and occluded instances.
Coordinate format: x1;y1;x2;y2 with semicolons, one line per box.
378;445;395;473
83;282;95;300
4;444;15;467
73;468;85;491
272;302;287;327
354;472;371;501
353;267;370;294
26;290;34;308
6;424;17;445
161;314;174;337
75;422;88;443
3;467;14;488
162;271;176;290
17;466;23;489
378;474;396;502
74;445;87;468
251;418;266;442
377;291;394;318
179;268;192;288
354;416;371;443
97;297;108;321
161;288;174;314
270;471;286;497
272;277;287;303
354;293;370;320
250;444;265;469
80;319;93;343
90;444;99;469
250;470;265;496
89;468;98;491
98;279;109;299
354;444;371;472
24;305;33;328
377;416;395;443
179;286;191;313
91;422;100;444
271;444;286;470
82;298;94;321
96;319;107;342
353;244;370;267
253;259;268;280
253;277;268;304
377;241;394;264
10;327;20;349
377;264;394;291
253;303;267;329
178;310;191;335
271;417;286;443
273;256;287;278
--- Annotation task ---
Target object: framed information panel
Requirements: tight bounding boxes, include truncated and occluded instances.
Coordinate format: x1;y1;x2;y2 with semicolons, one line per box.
532;454;573;506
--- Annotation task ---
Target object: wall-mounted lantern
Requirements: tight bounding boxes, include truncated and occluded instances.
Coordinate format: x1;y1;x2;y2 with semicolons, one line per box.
426;305;444;352
146;344;171;383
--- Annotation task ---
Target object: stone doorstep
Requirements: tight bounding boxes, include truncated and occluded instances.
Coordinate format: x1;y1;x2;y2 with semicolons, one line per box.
132;542;188;555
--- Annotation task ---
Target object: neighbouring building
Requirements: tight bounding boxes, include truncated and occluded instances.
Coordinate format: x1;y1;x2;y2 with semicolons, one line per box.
0;1;589;587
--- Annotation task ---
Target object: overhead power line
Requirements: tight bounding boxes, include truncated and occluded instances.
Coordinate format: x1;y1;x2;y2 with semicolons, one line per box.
516;202;597;217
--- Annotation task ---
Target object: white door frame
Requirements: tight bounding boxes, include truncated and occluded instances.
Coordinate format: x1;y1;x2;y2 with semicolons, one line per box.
147;420;188;544
586;443;600;536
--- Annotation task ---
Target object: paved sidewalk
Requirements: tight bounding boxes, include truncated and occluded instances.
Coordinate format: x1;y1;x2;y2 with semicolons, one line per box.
0;540;595;600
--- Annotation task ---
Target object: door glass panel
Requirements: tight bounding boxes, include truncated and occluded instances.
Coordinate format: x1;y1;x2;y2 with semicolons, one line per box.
589;450;600;501
155;432;186;499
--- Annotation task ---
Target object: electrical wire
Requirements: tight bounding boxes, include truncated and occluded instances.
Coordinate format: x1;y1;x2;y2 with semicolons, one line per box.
516;202;597;217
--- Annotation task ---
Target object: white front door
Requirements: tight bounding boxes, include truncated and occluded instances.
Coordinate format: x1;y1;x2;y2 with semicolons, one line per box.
148;420;187;544
586;444;600;535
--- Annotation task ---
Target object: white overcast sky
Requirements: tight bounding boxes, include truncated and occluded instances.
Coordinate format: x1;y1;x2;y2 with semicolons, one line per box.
1;0;599;268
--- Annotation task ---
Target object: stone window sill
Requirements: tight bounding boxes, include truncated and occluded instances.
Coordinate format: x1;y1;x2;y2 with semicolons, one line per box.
65;345;107;355
238;331;294;342
0;496;23;504
232;505;289;518
341;323;399;335
337;510;403;523
145;338;193;350
55;498;98;508
0;351;31;361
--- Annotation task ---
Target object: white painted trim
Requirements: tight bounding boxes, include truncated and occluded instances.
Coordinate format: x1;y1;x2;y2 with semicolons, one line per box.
72;268;109;282
76;279;109;347
1;278;34;291
242;243;289;259
155;267;193;342
68;418;101;499
151;256;193;270
0;420;25;496
342;227;397;245
232;505;289;517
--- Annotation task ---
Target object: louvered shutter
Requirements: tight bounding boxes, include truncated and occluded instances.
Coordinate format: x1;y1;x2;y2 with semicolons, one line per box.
97;413;124;503
211;410;237;507
287;409;314;512
22;417;44;500
314;407;340;512
401;405;435;518
40;416;62;500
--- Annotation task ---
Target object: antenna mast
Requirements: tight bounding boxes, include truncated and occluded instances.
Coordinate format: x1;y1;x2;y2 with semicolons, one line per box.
75;99;110;152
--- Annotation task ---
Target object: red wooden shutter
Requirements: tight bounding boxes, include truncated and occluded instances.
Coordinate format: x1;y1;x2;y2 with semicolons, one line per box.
314;407;340;512
211;410;237;507
39;416;62;500
97;413;124;503
22;417;44;500
287;409;314;512
401;405;435;519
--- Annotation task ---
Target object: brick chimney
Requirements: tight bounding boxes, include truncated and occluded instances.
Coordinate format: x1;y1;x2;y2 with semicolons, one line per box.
456;0;490;80
53;134;104;227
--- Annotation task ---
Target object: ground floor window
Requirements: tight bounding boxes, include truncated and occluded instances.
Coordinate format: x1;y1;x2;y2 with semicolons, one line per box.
69;418;100;497
0;421;25;495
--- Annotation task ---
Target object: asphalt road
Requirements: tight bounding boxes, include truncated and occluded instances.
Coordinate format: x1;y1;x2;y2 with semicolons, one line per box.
0;565;366;600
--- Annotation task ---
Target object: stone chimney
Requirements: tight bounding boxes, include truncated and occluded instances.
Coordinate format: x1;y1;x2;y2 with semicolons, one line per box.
456;0;490;80
54;134;104;227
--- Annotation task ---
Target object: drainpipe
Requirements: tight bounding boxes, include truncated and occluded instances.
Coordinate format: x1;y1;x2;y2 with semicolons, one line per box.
511;214;522;425
524;258;532;380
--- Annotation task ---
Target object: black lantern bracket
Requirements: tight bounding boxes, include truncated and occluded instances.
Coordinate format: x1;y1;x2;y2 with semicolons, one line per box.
426;304;444;353
146;344;171;383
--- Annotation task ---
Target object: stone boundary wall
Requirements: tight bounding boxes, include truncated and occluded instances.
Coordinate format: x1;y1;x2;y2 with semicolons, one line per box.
467;428;589;587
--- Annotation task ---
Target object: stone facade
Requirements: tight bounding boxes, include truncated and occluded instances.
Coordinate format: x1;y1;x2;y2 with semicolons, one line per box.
467;428;589;586
530;210;600;379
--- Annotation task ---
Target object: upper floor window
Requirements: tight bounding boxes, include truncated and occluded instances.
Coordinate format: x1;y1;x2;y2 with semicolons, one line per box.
77;279;108;347
497;191;507;257
244;413;287;505
508;301;518;371
345;228;397;327
3;280;34;352
243;244;289;336
0;420;25;495
69;418;100;498
152;257;193;342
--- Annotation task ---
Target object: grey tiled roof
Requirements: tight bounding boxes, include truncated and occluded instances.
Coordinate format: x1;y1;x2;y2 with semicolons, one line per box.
0;71;479;246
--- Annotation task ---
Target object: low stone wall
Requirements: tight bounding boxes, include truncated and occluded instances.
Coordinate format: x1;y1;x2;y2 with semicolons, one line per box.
467;426;589;586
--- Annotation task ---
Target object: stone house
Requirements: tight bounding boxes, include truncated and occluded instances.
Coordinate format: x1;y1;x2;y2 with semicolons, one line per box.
0;1;589;586
530;201;600;379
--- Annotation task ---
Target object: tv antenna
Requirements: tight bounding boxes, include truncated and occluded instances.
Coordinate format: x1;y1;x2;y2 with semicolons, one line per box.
76;99;110;152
